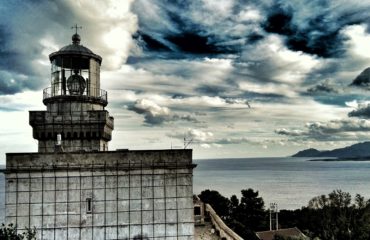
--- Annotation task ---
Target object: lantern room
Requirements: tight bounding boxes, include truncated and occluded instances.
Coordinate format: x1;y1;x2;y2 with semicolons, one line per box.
44;31;106;105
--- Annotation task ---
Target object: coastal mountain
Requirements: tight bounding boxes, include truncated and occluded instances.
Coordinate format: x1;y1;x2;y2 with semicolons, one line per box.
292;142;370;158
350;67;370;88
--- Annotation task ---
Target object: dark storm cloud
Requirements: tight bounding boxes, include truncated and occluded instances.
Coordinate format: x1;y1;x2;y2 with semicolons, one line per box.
0;0;138;95
131;0;250;54
134;31;171;52
0;71;41;95
127;99;199;126
238;91;286;102
263;5;294;35
133;0;370;59
307;81;340;94
0;24;46;94
165;32;234;54
348;104;370;118
0;0;78;95
195;85;229;96
262;1;370;58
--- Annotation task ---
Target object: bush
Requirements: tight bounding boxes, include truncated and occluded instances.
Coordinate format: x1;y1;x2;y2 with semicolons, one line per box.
0;223;36;240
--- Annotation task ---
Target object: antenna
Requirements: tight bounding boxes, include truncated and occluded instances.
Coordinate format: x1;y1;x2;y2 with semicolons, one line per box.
184;137;193;149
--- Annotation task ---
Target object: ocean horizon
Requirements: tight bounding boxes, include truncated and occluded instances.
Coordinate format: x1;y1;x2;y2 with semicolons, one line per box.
1;157;370;223
193;157;370;210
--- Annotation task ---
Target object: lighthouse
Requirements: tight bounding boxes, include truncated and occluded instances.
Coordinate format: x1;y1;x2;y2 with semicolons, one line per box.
4;28;195;240
30;26;113;153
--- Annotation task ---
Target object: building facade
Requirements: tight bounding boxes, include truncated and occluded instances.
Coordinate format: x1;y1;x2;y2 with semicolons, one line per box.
5;32;195;240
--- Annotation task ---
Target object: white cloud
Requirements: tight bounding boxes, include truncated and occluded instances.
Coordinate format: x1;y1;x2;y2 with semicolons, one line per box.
127;99;199;125
237;7;262;22
341;24;370;60
241;35;320;85
276;118;370;141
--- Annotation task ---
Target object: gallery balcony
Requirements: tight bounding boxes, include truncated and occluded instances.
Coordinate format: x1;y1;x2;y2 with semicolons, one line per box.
42;87;108;106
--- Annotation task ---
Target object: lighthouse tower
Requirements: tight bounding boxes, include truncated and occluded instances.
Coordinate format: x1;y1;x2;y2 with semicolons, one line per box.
30;28;113;153
4;28;195;240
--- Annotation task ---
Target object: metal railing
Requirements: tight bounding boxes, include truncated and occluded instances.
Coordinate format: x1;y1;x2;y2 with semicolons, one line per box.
43;87;107;103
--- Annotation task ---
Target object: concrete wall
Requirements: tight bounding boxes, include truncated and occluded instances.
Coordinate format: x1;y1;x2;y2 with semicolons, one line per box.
29;110;114;153
5;150;195;240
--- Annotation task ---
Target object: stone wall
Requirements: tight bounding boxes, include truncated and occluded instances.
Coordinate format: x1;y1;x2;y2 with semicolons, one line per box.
29;109;114;153
5;150;194;240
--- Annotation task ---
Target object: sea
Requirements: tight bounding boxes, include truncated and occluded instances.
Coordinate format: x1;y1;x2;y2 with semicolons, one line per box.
1;157;370;223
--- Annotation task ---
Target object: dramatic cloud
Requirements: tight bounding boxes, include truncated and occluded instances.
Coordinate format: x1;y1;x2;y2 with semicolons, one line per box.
214;137;251;145
275;128;307;137
167;128;214;148
0;0;137;95
127;99;198;126
307;80;340;94
238;35;320;85
4;0;370;161
276;118;370;141
348;102;370;119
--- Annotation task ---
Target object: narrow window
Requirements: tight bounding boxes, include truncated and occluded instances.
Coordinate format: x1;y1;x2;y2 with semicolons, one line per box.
194;206;201;216
86;198;92;213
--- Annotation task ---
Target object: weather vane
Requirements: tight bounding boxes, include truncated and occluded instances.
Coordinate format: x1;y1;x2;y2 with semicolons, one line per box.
71;24;82;34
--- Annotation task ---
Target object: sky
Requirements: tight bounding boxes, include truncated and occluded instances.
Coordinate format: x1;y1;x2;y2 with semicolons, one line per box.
1;0;370;163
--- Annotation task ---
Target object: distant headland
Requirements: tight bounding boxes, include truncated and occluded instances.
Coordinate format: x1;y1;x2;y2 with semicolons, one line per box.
292;141;370;161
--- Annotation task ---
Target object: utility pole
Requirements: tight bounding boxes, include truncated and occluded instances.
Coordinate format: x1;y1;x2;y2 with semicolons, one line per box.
269;207;272;231
270;203;279;231
276;204;279;230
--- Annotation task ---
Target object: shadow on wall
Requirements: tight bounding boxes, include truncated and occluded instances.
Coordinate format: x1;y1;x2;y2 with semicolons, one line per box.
125;235;149;240
0;173;4;223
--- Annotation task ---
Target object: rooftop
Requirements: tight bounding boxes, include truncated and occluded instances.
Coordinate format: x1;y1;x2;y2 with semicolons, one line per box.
256;227;308;240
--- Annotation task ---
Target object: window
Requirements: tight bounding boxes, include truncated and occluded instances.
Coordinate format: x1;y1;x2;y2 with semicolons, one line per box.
194;206;201;215
86;198;92;213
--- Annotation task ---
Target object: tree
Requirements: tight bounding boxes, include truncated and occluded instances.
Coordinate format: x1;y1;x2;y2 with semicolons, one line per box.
0;223;36;240
236;188;266;231
199;189;231;219
288;190;370;240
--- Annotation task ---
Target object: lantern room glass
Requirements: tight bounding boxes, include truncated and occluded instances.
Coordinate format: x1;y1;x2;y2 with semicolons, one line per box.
50;56;100;97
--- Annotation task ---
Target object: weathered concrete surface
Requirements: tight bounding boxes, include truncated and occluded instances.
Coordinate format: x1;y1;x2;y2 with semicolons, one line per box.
5;150;195;240
195;222;221;240
29;108;113;153
205;204;243;240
